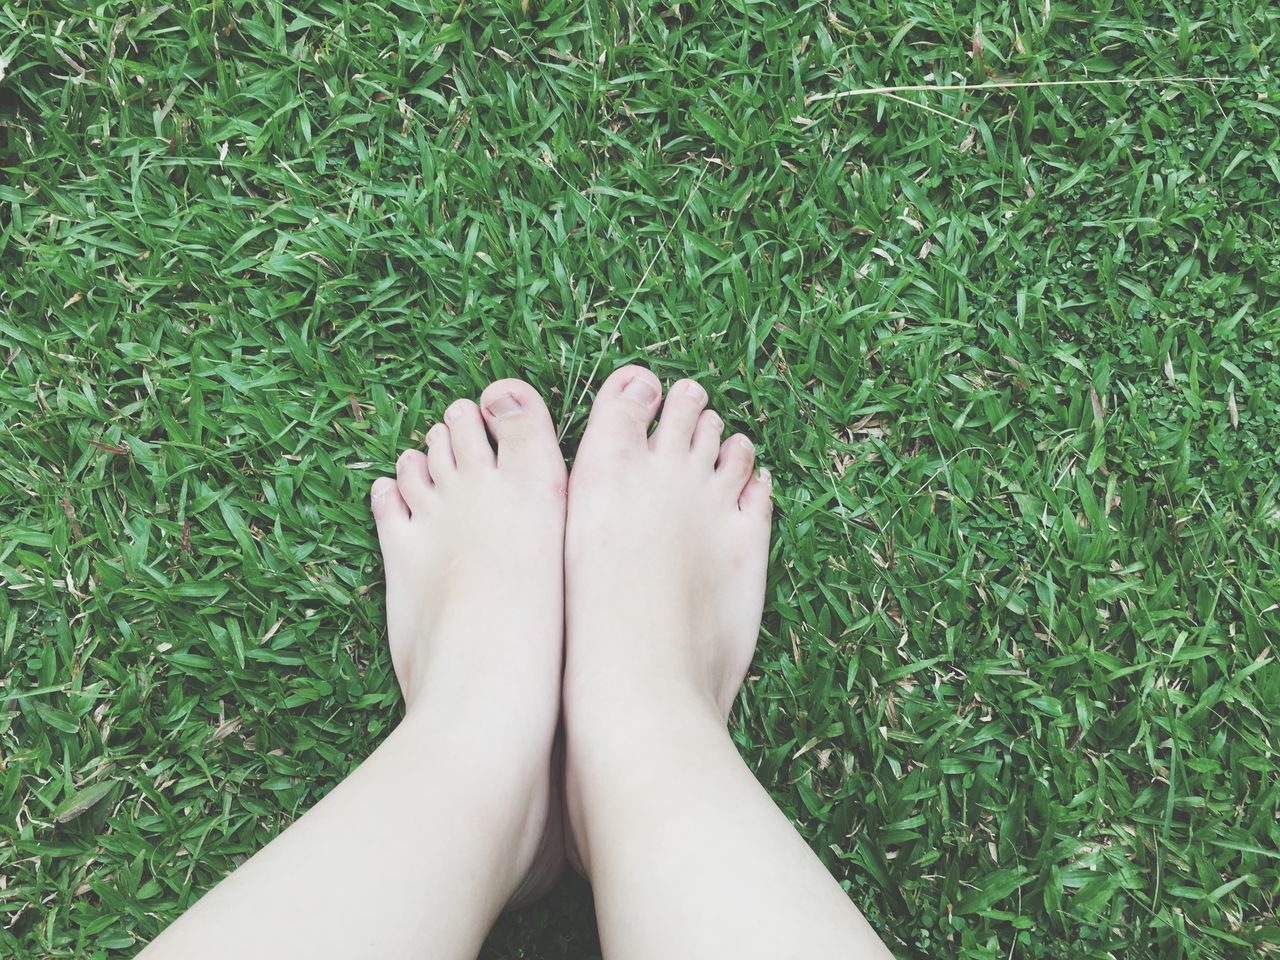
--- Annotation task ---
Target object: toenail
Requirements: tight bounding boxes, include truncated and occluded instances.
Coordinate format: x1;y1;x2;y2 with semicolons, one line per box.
486;393;522;419
758;467;771;484
622;377;658;404
738;436;754;452
683;381;705;400
445;402;465;422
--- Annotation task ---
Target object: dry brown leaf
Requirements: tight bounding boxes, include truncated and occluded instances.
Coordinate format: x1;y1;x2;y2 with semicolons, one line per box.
61;497;84;541
1090;385;1105;423
210;717;244;742
88;440;129;455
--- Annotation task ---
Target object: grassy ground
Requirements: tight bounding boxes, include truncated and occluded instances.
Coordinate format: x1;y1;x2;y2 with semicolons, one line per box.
2;1;1279;957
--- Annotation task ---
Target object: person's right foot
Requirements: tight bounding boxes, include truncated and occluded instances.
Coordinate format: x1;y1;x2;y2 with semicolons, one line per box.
561;364;773;871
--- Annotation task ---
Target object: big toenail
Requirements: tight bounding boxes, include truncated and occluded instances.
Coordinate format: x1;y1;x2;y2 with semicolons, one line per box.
487;393;522;419
622;378;658;404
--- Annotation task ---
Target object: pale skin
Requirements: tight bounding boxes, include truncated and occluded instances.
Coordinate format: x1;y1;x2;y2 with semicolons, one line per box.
137;365;894;960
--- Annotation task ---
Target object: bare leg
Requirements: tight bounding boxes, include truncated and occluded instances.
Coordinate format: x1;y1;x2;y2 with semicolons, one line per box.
563;366;894;959
141;380;568;960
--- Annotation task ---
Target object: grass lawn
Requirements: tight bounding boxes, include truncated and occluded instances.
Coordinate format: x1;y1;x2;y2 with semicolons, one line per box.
2;1;1279;957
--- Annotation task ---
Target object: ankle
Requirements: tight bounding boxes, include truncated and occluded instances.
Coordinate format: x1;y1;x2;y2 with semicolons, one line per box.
562;677;739;880
563;670;730;771
566;658;723;732
394;711;555;878
406;649;561;735
398;697;556;786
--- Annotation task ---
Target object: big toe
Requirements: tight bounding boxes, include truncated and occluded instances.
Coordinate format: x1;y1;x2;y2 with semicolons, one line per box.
581;364;663;452
480;379;565;477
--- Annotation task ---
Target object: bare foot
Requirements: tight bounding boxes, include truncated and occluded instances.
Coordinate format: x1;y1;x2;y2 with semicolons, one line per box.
561;365;773;871
370;379;568;906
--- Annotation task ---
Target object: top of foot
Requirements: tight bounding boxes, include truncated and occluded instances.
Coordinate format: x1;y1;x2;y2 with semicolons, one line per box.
369;378;568;907
564;363;773;719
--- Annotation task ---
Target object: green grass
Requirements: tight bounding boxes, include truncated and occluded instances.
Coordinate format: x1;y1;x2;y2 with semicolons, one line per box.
2;1;1279;957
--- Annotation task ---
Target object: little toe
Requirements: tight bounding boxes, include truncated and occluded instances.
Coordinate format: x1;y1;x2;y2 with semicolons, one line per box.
581;364;663;451
738;467;774;518
425;422;455;482
395;449;432;510
651;379;708;453
480;379;565;476
690;409;724;466
715;434;757;495
443;398;495;470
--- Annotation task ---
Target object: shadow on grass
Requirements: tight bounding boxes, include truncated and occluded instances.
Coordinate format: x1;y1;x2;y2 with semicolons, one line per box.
480;872;602;960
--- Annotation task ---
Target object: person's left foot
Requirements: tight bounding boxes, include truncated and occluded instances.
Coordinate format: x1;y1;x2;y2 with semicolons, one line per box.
370;379;568;907
557;366;772;875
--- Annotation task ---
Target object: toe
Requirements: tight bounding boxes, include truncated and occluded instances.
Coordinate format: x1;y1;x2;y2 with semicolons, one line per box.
715;433;756;495
738;467;774;518
425;422;455;481
480;379;565;474
690;409;724;466
395;449;432;510
443;398;495;469
651;379;708;453
583;364;663;448
371;476;411;529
